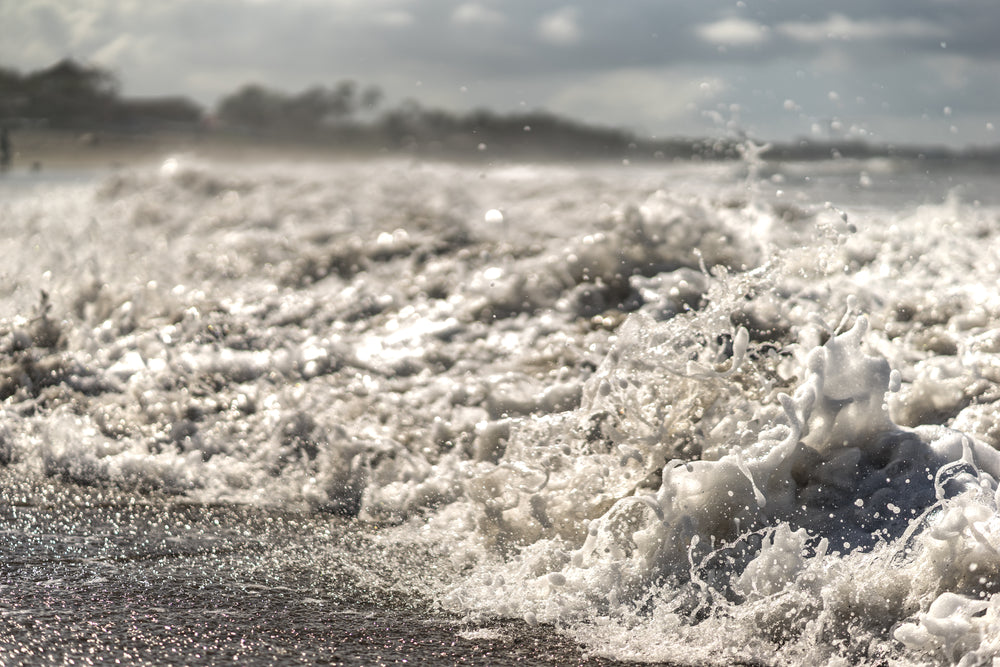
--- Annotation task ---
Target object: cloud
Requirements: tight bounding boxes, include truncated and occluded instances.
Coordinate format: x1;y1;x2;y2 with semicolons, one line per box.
451;3;504;26
537;7;581;46
373;9;414;27
1;0;998;146
544;67;724;133
776;14;944;43
696;17;768;47
90;34;139;68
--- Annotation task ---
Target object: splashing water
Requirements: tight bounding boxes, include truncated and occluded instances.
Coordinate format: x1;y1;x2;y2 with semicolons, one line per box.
2;155;1000;665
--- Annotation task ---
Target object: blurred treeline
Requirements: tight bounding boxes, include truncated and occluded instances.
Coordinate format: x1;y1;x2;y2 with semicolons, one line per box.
0;58;717;159
0;59;202;131
2;58;990;161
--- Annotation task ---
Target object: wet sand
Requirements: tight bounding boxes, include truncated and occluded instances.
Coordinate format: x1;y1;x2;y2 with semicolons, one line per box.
0;477;682;667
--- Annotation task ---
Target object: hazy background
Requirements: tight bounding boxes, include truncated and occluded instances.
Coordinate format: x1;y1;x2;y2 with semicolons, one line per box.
2;0;999;148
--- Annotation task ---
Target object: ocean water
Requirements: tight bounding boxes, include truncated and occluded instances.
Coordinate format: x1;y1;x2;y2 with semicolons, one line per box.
1;152;999;665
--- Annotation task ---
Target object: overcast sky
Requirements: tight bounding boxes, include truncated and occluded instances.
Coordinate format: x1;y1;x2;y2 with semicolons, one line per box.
3;0;998;146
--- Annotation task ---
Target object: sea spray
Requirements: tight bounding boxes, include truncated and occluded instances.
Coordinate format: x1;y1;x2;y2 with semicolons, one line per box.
439;312;1000;665
2;157;1000;664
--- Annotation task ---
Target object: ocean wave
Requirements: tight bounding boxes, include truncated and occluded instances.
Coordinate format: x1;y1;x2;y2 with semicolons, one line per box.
2;156;999;665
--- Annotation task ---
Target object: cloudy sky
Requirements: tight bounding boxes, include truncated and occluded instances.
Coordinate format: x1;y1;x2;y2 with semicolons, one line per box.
3;0;998;146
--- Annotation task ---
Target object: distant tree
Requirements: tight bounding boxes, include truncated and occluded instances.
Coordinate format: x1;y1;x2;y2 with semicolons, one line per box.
0;59;209;131
114;95;203;128
284;86;333;128
327;80;357;121
0;66;26;119
0;66;20;93
216;84;286;129
31;58;118;97
21;59;119;127
379;99;424;146
216;79;375;132
360;85;383;113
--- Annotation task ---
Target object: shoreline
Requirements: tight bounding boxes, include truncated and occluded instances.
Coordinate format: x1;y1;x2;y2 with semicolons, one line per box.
0;475;681;667
6;127;1000;176
0;128;401;173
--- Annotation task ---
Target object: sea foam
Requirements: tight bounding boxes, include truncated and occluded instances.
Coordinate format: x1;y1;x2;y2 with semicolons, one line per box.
2;155;999;665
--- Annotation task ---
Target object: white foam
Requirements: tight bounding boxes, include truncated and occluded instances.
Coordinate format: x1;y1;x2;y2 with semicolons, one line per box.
3;157;1000;664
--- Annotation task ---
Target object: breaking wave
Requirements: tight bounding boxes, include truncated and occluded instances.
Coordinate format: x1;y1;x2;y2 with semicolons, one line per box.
2;155;1000;665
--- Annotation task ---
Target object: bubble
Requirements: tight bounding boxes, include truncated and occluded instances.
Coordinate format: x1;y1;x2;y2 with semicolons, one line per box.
160;157;180;177
483;266;503;281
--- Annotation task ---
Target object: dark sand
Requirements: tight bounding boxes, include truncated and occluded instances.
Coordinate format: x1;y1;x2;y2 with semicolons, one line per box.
0;476;682;666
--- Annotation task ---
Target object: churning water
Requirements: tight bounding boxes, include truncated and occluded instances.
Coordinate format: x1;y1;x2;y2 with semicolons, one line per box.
2;152;1000;665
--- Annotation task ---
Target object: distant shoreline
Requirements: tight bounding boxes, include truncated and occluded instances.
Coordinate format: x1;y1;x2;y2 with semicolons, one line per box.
1;128;376;171
5;127;1000;174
